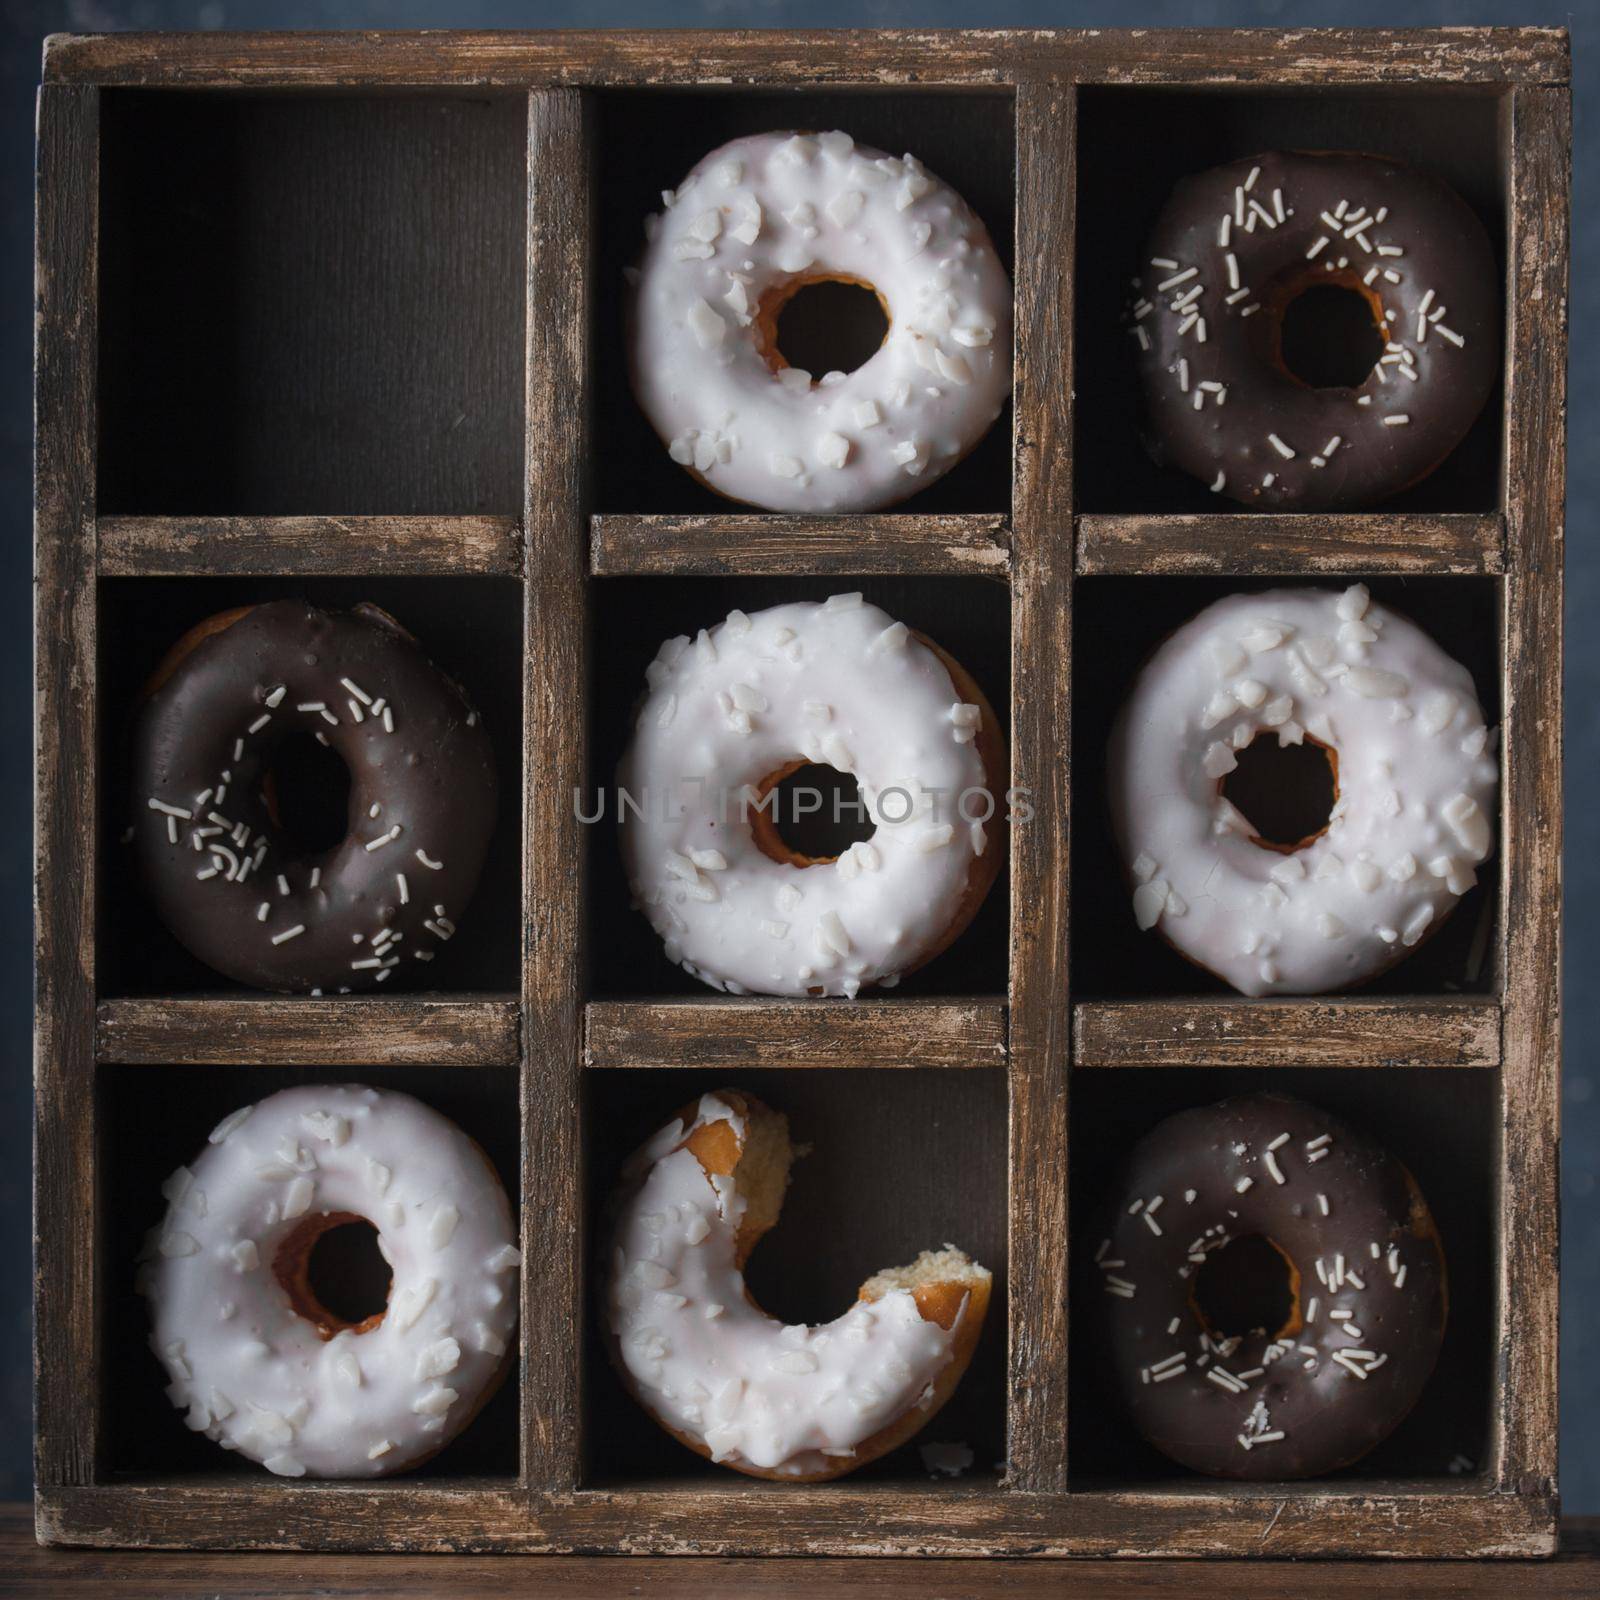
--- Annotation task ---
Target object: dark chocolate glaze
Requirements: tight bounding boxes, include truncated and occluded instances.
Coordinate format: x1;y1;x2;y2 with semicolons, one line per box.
1134;152;1499;511
131;601;497;993
1091;1093;1446;1480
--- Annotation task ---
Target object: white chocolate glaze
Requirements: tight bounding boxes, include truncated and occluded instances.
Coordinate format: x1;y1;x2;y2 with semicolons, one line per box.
141;1085;520;1478
607;1095;968;1477
618;595;993;997
630;131;1013;511
1109;586;1498;996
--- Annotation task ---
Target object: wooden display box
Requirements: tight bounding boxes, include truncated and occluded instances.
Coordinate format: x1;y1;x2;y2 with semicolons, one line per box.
33;27;1567;1558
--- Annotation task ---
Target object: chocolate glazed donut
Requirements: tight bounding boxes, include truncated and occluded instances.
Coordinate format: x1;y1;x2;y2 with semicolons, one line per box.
1131;151;1498;511
131;600;496;992
1092;1093;1446;1479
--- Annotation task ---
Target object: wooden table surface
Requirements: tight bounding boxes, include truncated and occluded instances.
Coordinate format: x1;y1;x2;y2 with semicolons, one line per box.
3;1504;1596;1596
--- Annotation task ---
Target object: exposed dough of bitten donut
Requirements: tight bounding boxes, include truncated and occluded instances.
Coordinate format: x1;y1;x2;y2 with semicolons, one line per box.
630;130;1013;511
141;1085;521;1478
1109;585;1498;996
605;1091;991;1481
618;594;1005;997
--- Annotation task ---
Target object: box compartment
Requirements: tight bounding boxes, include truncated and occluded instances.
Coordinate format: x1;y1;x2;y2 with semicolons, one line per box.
98;92;528;516
591;88;1016;515
96;574;524;997
1067;1065;1495;1485
1069;574;1502;1000
99;1062;523;1482
1073;88;1507;515
582;1065;1008;1488
586;573;1011;1000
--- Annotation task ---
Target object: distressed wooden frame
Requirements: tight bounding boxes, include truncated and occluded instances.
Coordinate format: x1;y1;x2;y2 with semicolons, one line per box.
34;27;1567;1557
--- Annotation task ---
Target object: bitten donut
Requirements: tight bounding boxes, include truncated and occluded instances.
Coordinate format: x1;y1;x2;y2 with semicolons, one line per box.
629;130;1013;511
1109;585;1498;996
617;594;1005;997
140;1085;521;1478
131;600;496;992
605;1091;991;1481
1093;1093;1446;1479
1130;151;1498;509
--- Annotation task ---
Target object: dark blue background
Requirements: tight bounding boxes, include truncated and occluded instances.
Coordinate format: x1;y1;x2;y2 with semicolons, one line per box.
5;0;1593;1515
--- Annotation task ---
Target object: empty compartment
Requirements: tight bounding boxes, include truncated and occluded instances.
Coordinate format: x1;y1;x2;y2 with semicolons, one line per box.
587;573;1011;999
1074;88;1506;515
592;88;1016;515
1071;574;1502;1000
583;1066;1007;1487
1067;1066;1495;1485
98;92;527;515
98;574;523;997
100;1061;522;1481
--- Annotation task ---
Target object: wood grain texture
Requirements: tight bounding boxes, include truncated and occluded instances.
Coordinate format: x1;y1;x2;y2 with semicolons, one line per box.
1005;81;1074;1496
33;85;100;1493
521;88;590;1496
1074;998;1502;1068
590;514;1011;577
1492;86;1567;1511
13;1500;1597;1584
97;516;523;577
32;1480;1559;1558
43;28;1569;88
95;996;519;1066
1076;513;1505;575
585;999;1007;1071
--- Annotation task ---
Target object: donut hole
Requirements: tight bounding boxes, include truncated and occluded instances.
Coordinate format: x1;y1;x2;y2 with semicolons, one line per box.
1192;1233;1298;1343
768;278;889;381
1221;735;1338;853
274;1213;392;1338
1278;282;1387;391
264;729;353;855
750;761;876;865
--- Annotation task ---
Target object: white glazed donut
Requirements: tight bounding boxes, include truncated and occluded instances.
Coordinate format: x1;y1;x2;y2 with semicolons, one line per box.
617;594;1004;997
1110;585;1498;996
629;130;1013;511
605;1090;992;1481
140;1084;521;1478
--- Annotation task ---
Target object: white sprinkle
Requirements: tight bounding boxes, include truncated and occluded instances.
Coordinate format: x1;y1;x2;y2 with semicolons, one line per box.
1267;433;1295;460
1264;1150;1286;1185
416;850;443;870
247;714;271;735
365;826;402;852
148;799;194;820
270;924;306;946
1234;1176;1253;1194
1383;414;1410;426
